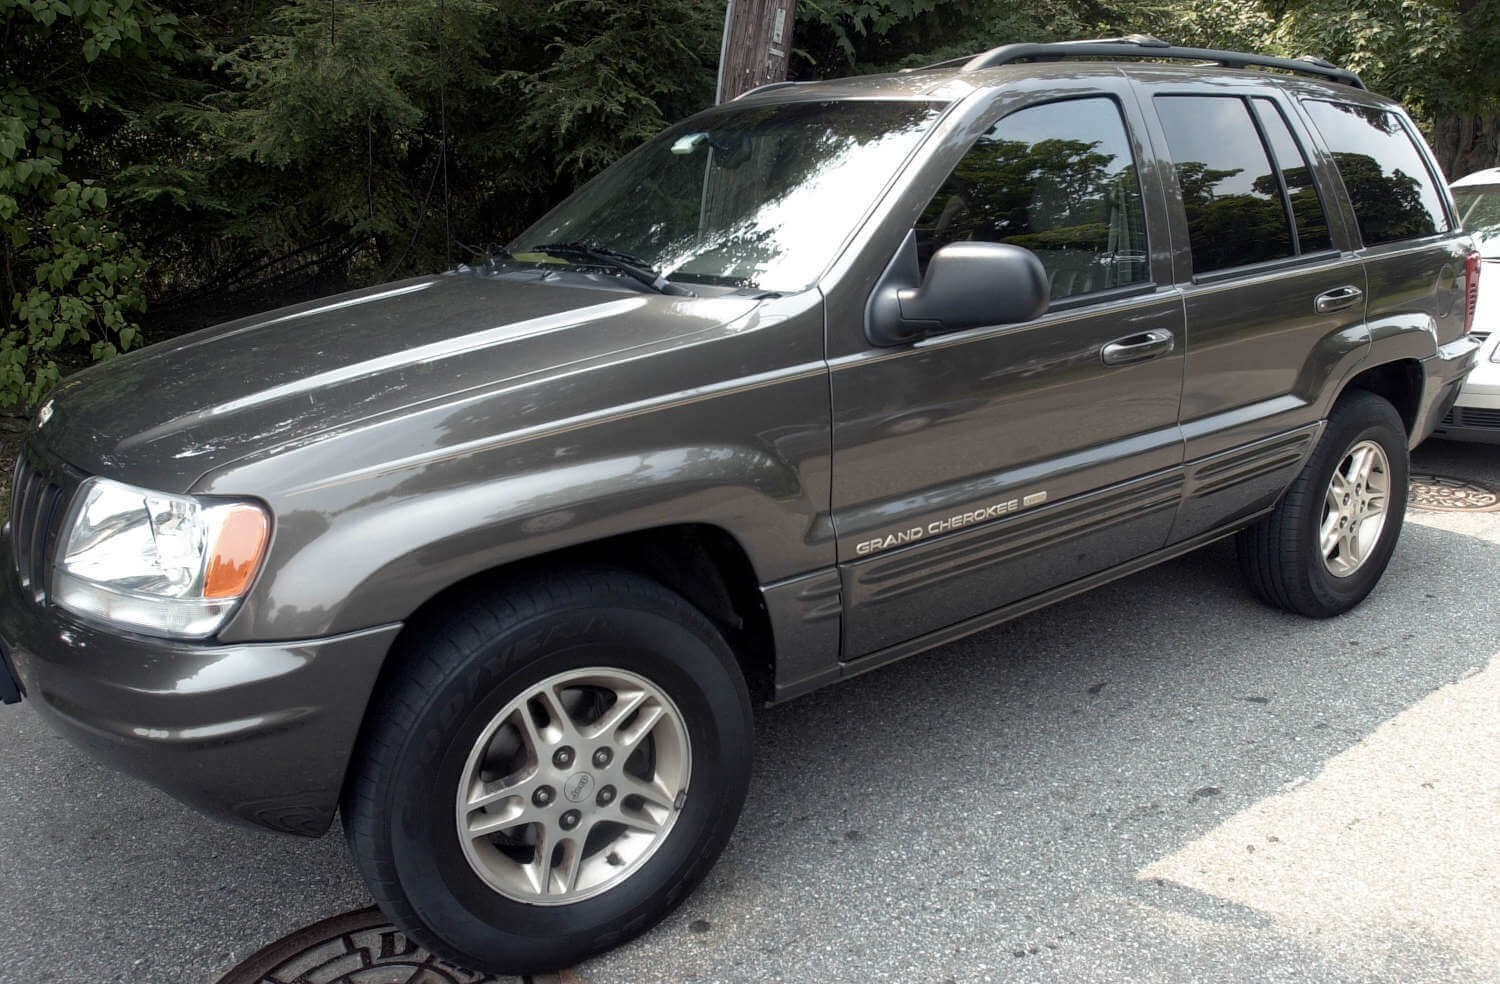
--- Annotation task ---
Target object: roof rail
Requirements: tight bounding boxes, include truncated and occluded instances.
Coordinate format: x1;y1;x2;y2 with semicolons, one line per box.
960;34;1366;90
732;80;807;101
898;54;975;74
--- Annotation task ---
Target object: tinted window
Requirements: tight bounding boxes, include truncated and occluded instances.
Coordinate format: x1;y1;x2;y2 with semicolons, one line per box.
1251;97;1333;253
1303;100;1450;246
1155;95;1294;274
914;97;1148;300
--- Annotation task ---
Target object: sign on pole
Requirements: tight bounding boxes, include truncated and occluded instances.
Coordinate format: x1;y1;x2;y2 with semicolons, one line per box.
716;0;797;104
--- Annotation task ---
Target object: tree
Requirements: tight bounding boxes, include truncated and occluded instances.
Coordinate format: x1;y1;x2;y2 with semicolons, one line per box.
0;0;178;412
1263;0;1500;176
4;0;1499;417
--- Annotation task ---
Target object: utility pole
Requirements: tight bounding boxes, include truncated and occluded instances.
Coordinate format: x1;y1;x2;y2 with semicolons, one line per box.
716;0;797;103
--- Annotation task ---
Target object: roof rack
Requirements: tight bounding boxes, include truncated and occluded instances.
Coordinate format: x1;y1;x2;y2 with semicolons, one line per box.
732;80;808;101
959;34;1365;90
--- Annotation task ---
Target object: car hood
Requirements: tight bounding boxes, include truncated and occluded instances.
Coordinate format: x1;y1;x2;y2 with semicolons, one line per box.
1474;227;1500;259
33;273;762;491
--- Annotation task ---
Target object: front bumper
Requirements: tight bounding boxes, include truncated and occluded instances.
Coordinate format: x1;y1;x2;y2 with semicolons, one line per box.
0;522;400;836
1412;335;1484;447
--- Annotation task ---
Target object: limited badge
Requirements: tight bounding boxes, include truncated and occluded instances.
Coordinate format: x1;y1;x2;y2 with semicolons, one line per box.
36;400;53;428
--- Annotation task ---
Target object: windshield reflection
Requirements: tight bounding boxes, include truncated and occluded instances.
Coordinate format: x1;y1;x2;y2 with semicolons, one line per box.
511;100;949;293
1455;186;1500;247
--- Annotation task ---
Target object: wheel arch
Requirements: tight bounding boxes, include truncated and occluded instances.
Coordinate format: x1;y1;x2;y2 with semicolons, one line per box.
376;523;778;707
1337;358;1423;436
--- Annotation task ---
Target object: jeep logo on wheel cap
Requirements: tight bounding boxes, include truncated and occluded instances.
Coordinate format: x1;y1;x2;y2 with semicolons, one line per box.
564;772;594;803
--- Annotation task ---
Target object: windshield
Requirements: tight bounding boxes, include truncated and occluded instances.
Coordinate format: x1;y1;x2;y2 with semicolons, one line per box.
510;99;950;293
1454;184;1500;242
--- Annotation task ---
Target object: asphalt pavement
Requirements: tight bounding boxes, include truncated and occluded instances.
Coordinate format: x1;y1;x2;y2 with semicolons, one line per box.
2;439;1497;984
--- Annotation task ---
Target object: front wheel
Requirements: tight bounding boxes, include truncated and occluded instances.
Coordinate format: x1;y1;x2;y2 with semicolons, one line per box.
1237;389;1410;617
341;569;753;975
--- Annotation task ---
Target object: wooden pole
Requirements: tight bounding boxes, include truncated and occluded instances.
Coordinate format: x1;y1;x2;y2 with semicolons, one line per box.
716;0;797;104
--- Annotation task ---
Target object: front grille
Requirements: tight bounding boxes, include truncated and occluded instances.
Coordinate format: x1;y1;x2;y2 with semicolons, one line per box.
1442;406;1500;430
9;451;69;597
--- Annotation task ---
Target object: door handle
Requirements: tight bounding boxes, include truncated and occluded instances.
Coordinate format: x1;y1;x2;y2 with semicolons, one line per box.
1100;329;1175;366
1314;285;1363;313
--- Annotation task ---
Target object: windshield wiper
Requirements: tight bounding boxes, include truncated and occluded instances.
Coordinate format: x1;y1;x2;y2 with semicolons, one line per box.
527;241;694;296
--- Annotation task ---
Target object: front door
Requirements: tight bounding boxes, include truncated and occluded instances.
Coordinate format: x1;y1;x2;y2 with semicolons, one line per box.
829;89;1188;660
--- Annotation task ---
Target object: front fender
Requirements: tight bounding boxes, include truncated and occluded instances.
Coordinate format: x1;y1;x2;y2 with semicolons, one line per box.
202;297;834;642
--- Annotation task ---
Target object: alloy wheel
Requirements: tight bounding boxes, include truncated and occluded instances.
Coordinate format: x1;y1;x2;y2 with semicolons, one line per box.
455;667;691;905
1320;439;1391;578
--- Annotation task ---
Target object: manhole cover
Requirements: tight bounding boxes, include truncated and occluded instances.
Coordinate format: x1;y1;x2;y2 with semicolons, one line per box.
1409;473;1500;511
214;907;514;984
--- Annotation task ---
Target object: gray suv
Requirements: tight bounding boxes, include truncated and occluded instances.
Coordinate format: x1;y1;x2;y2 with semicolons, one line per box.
0;37;1483;974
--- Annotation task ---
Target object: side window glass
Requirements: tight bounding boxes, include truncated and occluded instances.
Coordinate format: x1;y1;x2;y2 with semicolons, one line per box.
1303;100;1449;246
1154;95;1294;274
913;97;1149;301
1251;97;1334;253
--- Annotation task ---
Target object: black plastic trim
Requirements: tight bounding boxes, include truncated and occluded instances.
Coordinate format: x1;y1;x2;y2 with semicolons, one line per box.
0;642;21;704
1045;280;1161;314
1189;248;1344;286
962;37;1365;90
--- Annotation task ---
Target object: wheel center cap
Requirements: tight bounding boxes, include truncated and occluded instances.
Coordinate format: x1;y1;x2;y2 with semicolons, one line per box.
563;771;595;803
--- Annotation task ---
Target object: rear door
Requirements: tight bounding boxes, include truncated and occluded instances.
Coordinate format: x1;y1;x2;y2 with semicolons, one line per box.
828;81;1187;660
1299;98;1469;372
1136;84;1371;542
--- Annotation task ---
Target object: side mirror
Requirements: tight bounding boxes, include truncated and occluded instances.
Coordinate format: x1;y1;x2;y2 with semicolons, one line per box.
867;235;1050;346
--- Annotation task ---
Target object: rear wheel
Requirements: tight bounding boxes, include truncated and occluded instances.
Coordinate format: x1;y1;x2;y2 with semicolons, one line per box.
1237;389;1409;617
341;569;753;975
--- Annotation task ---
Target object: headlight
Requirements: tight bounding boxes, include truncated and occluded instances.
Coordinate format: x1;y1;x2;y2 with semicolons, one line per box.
53;478;270;639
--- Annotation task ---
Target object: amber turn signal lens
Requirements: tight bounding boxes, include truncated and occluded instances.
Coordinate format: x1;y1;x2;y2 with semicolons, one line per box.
204;505;270;599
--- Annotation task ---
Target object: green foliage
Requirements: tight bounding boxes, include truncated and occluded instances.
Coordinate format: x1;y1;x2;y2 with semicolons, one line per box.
1268;0;1495;119
797;0;1094;72
2;179;147;407
139;0;719;282
1;0;1498;420
1;0;721;414
0;0;176;412
493;1;719;180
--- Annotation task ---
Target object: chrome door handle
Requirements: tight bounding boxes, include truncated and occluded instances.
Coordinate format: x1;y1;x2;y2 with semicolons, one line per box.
1100;329;1175;366
1315;285;1363;313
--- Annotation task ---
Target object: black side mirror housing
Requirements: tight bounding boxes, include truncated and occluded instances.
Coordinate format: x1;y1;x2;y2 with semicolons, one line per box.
867;233;1050;346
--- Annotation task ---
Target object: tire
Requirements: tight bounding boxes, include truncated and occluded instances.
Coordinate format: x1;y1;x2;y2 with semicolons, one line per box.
1237;389;1409;617
341;568;754;975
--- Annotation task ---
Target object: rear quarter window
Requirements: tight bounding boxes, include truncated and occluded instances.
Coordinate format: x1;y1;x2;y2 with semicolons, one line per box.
1303;100;1451;247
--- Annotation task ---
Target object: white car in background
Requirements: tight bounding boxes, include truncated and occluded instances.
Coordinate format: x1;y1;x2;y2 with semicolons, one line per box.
1436;167;1500;443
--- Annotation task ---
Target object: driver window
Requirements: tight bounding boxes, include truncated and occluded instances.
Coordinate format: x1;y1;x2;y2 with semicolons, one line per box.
915;96;1150;300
